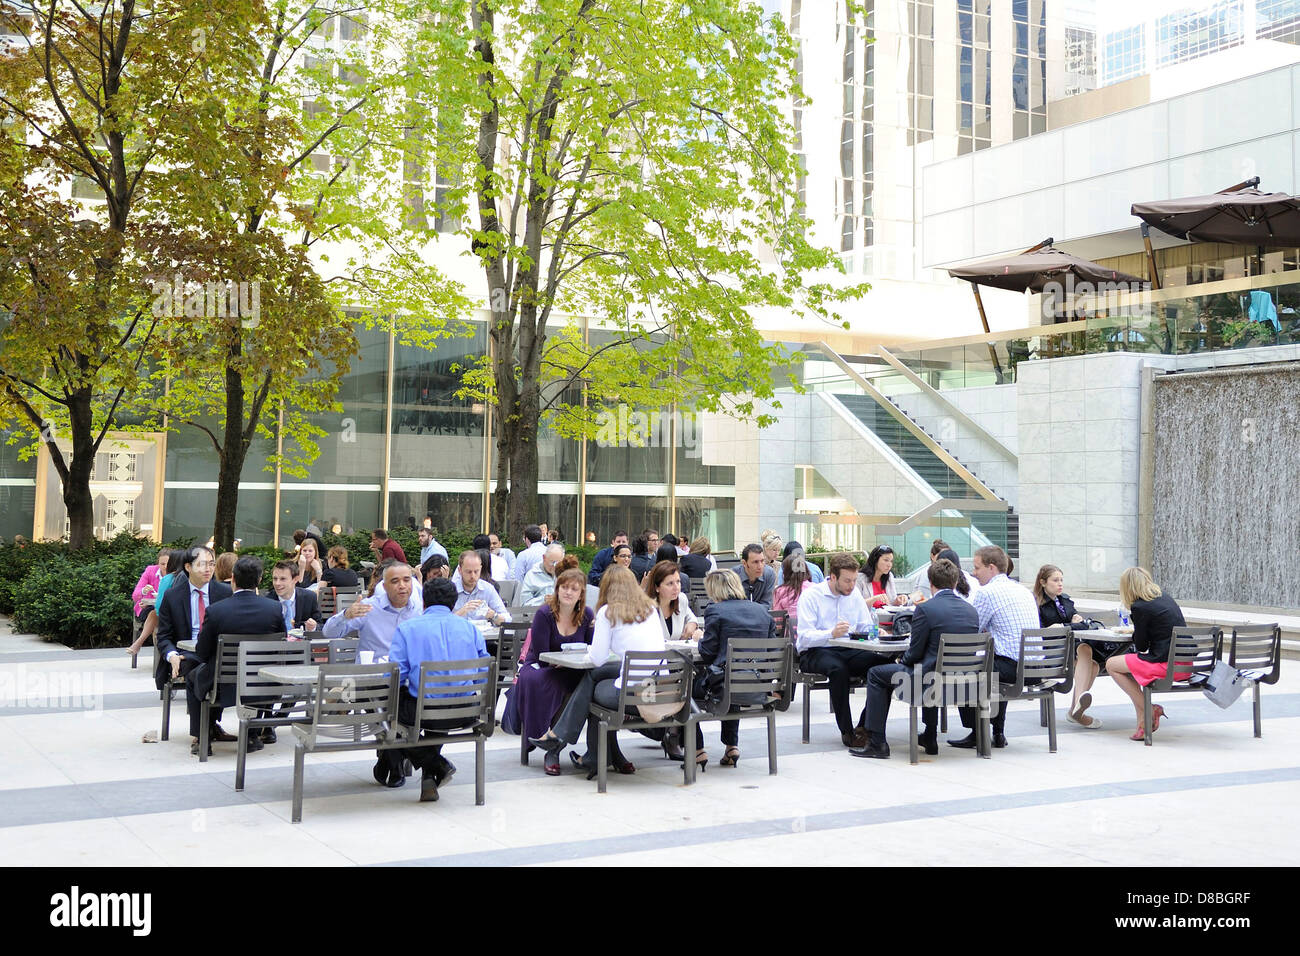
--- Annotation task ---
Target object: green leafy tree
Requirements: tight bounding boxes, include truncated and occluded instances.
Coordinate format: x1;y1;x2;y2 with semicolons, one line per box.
144;2;470;549
404;0;866;537
0;1;255;549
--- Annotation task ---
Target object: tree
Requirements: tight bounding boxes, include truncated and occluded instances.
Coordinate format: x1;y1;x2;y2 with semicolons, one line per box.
406;0;865;537
145;1;469;549
0;1;253;548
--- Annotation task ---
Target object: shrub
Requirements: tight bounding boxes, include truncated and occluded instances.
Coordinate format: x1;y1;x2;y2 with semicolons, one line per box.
11;550;146;648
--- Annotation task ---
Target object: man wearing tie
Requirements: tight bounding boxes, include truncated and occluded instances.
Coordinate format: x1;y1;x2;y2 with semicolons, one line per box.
270;561;322;632
154;546;233;749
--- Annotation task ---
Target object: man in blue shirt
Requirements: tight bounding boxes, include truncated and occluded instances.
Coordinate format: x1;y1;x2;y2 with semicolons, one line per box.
587;530;628;586
389;578;490;802
417;527;448;566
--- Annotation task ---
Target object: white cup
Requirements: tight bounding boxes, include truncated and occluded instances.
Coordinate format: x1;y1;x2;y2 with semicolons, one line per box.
358;651;375;665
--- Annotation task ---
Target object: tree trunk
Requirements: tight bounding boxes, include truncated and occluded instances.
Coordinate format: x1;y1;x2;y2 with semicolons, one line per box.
63;389;97;551
506;384;539;541
211;342;247;551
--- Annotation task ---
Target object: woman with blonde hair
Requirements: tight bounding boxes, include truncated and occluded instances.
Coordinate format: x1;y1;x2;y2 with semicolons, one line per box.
321;545;360;588
297;537;323;587
528;566;665;776
760;530;783;570
1104;567;1187;740
680;536;714;580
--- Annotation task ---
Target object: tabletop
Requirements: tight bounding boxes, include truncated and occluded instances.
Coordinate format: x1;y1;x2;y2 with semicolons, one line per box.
1081;628;1134;642
178;632;328;653
539;640;700;670
828;636;912;655
257;664;324;684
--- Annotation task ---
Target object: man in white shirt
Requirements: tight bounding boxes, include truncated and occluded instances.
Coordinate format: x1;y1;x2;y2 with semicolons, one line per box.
950;545;1041;751
521;543;565;605
511;524;547;582
795;552;896;748
489;533;515;573
453;550;508;623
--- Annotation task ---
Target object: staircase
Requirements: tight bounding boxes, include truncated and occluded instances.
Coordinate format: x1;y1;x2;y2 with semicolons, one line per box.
833;392;1019;558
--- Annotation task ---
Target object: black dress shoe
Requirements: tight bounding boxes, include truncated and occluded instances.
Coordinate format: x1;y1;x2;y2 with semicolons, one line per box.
992;734;1008;749
849;739;891;759
260;728;277;744
210;725;237;743
191;739;212;757
947;733;979;749
434;755;456;785
842;729;870;749
373;759;388;786
528;735;563;754
384;771;406;789
245;735;264;752
918;731;939;756
419;770;439;802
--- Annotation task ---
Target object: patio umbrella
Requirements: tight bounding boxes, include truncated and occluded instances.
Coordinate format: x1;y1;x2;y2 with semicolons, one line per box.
947;239;1147;381
1131;177;1300;288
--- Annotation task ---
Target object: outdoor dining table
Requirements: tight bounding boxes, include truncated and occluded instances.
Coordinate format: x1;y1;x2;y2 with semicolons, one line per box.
539;640;700;670
257;664;326;684
177;629;320;653
828;636;912;655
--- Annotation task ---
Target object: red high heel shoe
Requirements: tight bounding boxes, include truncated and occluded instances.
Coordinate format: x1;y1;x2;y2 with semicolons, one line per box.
1130;706;1168;740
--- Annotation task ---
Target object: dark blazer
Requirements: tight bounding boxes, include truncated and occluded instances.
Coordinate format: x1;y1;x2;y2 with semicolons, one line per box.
629;553;655;581
680;554;713;581
740;566;777;609
588;547;615;587
321;566;360;589
901;589;979;671
154;579;232;689
699;598;776;687
1131;594;1186;664
288;587;323;629
1038;592;1090;630
191;590;287;702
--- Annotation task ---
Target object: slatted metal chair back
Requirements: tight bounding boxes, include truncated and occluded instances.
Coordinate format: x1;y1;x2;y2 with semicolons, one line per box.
503;606;531;622
936;632;992;708
496;579;519;606
334;587;363;615
318;587;338;618
327;638;359;664
769;609;790;643
607;650;691;730
1148;626;1220;692
301;663;399;747
1008;626;1073;695
689;579;710;616
412;657;497;728
494;621;529;695
1228;624;1281;684
236;640;312;710
715;636;792;713
214;634;286;701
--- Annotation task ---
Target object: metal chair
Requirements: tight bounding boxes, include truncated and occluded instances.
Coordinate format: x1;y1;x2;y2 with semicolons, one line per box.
792;658;867;744
997;626;1074;753
684;637;793;785
493;620;529;708
688;579;710;617
1140;626;1222;746
327;638;359;663
1227;624;1282;738
397;657;497;806
290;663;401;823
233;641;311;790
588;650;693;793
769;608;790;642
197;633;285;762
934;632;995;758
496;579;519;605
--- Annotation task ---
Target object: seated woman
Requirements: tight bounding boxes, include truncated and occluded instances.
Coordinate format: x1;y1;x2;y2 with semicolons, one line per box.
652;543;691;593
321;546;361;588
856;545;909;610
760;530;783;572
602;543;633;580
214;551;238;587
527;566;665;777
517;568;595;776
695;570;777;768
679;536;715;581
628;534;656;582
1104;567;1187;740
935;549;978;604
125;548;170;657
777;540;824;585
1034;564;1121;730
297;537;323;588
126;549;184;657
645;560;698;642
771;552;813;639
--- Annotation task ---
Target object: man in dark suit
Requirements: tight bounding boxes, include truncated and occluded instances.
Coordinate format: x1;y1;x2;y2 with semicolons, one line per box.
270;560;323;632
850;560;978;759
190;556;287;755
587;530;628;587
153;546;233;752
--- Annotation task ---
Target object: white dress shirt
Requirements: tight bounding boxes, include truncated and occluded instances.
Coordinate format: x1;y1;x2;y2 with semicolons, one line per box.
794;581;874;653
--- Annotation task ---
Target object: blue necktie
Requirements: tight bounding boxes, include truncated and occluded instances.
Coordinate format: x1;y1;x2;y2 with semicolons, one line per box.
283;599;294;631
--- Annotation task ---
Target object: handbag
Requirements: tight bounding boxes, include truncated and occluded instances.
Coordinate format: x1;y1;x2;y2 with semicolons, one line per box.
1199;660;1247;709
500;685;521;734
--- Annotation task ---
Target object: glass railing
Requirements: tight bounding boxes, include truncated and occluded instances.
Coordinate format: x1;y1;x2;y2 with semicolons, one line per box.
887;272;1300;390
790;507;1010;577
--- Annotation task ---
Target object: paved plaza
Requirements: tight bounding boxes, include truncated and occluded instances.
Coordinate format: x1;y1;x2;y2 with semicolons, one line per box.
1;619;1296;868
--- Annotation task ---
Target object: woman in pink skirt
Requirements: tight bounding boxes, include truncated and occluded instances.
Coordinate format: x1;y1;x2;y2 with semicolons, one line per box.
1105;567;1188;740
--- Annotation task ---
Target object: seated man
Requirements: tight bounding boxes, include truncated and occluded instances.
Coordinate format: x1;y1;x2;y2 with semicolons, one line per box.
739;543;776;608
271;560;322;632
952;545;1041;750
190;556;286;755
587;531;628;587
521;543;565;605
795;552;895;748
850;559;977;759
389;578;490;802
453;550;508;623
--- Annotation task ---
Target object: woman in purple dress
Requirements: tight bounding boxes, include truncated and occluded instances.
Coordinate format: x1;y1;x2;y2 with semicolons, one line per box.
517;568;595;775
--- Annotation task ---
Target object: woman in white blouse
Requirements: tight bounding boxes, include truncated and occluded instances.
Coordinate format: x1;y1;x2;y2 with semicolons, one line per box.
644;560;699;641
527;567;666;776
